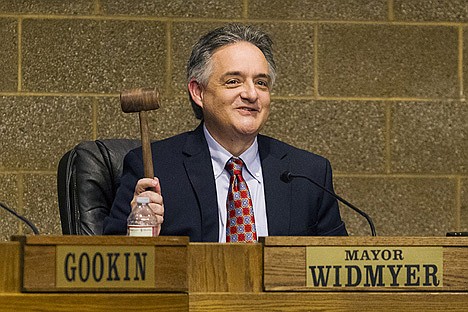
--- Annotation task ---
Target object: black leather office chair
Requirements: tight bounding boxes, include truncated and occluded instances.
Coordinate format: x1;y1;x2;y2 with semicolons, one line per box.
57;139;140;235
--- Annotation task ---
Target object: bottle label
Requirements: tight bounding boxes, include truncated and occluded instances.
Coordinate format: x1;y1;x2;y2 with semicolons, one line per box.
127;225;156;237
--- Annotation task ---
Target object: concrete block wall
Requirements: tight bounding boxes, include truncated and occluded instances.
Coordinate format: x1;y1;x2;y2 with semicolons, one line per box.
0;0;467;239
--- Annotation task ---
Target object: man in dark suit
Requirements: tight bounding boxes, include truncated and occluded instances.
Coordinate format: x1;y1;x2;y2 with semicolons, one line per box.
103;24;347;241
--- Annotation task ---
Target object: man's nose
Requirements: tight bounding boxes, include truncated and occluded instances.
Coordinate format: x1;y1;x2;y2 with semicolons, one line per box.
240;82;258;102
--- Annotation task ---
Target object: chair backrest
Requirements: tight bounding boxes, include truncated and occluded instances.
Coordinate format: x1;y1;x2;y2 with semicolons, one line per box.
57;139;140;235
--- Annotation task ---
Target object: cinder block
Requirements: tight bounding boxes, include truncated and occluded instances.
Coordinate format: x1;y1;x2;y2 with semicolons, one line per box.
264;99;387;173
318;24;458;98
21;19;166;93
462;27;468;99
0;18;18;92
391;101;468;174
100;0;243;18
0;0;95;14
254;23;315;97
461;178;468;232
334;176;457;236
0;96;93;171
23;174;61;236
248;0;387;21
0;175;20;240
394;0;468;22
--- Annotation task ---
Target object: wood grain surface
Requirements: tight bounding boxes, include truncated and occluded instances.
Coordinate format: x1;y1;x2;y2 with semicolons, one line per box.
0;242;20;293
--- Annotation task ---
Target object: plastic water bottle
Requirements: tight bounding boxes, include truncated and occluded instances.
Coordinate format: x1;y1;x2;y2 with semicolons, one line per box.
127;197;157;237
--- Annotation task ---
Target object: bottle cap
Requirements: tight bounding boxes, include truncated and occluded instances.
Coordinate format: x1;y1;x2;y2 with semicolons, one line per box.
136;196;150;204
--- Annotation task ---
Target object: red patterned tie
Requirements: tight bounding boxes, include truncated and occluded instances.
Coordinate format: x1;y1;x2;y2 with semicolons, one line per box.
225;157;257;243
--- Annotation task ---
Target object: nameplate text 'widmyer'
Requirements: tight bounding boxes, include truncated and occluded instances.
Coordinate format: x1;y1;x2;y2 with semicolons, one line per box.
306;246;443;288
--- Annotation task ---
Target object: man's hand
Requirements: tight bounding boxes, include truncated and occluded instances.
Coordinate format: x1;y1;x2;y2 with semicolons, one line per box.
131;177;164;235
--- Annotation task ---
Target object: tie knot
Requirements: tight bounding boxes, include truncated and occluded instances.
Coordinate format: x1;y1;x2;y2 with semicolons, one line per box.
225;157;244;176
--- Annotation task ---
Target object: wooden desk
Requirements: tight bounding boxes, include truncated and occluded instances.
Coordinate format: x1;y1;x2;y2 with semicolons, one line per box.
1;236;467;311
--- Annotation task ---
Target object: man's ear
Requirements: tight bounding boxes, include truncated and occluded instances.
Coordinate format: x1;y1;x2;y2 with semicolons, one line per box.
188;79;204;108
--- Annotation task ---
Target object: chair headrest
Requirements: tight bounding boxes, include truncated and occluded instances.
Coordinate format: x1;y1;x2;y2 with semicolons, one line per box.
58;139;140;235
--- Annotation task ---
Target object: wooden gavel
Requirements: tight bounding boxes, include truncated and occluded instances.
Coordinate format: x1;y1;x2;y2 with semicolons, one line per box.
120;88;160;178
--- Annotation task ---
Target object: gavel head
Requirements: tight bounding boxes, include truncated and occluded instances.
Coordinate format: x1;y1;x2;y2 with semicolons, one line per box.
120;88;160;113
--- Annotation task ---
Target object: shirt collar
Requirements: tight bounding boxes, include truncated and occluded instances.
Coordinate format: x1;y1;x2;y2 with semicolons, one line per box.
203;124;262;182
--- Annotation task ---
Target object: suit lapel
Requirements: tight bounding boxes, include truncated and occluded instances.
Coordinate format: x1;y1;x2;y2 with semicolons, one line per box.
181;127;292;240
258;135;291;236
183;124;219;242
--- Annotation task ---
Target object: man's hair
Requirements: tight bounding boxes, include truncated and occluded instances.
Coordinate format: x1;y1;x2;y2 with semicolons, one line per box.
187;24;276;120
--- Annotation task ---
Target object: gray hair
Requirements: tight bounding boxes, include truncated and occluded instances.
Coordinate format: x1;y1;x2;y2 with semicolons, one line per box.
187;24;276;120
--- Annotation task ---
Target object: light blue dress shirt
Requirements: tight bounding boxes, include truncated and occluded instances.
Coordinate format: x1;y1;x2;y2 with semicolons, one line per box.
203;125;268;242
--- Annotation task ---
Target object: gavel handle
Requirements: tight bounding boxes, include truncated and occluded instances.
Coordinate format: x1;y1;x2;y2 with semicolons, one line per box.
139;111;154;178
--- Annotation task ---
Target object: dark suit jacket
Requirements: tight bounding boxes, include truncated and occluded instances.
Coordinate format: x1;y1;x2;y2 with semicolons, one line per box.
103;123;347;241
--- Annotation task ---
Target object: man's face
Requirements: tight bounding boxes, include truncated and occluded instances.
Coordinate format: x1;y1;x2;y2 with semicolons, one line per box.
193;41;272;146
